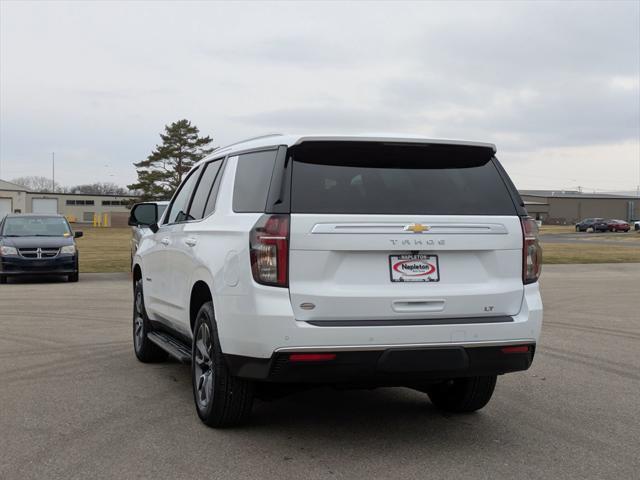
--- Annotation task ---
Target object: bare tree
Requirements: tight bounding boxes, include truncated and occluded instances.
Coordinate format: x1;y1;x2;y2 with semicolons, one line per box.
10;176;59;192
67;182;130;195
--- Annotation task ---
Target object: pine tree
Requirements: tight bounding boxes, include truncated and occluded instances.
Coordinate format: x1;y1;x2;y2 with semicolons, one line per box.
129;119;214;200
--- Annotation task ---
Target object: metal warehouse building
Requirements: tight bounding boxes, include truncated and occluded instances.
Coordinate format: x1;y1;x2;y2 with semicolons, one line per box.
520;190;640;224
0;179;136;226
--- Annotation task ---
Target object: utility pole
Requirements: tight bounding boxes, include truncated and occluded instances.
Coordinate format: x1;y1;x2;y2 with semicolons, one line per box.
52;152;55;193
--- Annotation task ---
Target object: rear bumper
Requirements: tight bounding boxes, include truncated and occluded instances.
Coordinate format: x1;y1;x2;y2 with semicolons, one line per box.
216;282;543;360
225;343;535;383
0;255;77;276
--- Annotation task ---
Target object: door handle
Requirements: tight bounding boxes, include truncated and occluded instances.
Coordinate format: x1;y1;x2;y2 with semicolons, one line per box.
184;237;197;247
160;237;170;246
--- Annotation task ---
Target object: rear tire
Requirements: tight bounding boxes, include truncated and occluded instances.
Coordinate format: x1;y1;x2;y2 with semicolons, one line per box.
68;272;79;282
192;301;254;428
427;375;497;413
0;275;6;284
133;279;167;363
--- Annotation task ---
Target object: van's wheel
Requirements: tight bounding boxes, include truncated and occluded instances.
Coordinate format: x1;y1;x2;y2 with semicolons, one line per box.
192;301;254;428
68;272;79;282
0;275;6;284
133;279;167;362
427;375;497;413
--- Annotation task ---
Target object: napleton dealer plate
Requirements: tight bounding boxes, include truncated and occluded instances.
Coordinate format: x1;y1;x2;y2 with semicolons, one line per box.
389;254;440;282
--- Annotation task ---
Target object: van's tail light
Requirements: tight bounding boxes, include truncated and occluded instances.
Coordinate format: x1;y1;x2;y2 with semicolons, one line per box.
521;217;542;284
250;214;289;287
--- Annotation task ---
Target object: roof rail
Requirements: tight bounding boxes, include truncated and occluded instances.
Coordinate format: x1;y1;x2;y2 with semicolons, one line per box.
214;133;284;152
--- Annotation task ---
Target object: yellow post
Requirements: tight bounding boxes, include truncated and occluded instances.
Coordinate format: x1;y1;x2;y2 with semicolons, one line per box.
103;212;109;227
92;213;98;227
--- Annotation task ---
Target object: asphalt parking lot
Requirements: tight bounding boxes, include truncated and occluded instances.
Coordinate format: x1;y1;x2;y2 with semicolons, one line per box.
1;264;639;480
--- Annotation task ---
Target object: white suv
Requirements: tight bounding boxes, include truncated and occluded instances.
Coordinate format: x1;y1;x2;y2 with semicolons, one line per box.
129;134;543;427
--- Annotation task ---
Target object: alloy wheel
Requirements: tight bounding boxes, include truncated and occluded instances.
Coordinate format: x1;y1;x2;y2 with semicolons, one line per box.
134;291;145;352
194;322;214;409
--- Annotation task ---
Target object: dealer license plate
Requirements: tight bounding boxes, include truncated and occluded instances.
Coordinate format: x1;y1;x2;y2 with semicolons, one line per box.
389;254;439;282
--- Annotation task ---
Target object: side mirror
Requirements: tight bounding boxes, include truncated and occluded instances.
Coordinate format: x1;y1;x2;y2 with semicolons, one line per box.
128;203;158;227
74;231;84;238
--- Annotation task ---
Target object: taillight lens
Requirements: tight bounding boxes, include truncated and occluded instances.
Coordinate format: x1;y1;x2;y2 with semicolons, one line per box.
521;217;542;284
250;214;289;287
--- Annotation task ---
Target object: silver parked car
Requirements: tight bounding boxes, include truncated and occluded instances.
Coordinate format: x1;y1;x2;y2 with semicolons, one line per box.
128;201;169;264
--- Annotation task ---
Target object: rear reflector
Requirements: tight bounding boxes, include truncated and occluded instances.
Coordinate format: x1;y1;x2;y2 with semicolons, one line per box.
288;353;337;362
501;345;530;354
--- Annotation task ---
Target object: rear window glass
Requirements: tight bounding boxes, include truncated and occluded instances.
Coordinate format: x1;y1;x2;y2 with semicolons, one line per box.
290;142;517;215
233;150;278;212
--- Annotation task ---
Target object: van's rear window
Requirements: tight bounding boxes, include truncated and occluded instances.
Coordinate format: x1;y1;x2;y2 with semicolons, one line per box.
290;142;518;215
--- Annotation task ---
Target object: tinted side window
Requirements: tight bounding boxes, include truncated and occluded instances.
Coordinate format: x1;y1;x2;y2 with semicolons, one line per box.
189;159;224;220
290;142;517;215
203;160;225;217
164;167;201;224
232;150;278;212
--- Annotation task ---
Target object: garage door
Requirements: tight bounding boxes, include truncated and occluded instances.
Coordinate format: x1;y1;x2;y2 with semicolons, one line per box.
0;198;12;217
32;198;58;214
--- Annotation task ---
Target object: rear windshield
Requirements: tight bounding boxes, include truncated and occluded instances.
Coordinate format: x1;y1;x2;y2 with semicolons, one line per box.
2;216;71;237
290;142;518;215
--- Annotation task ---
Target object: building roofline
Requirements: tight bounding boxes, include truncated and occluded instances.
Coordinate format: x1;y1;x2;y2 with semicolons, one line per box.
0;179;33;192
26;191;139;198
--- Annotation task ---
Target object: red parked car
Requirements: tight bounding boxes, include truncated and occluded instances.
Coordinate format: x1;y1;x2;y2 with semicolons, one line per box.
607;219;631;232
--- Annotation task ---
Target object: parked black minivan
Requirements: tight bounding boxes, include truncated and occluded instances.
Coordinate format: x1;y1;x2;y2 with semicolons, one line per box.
0;214;82;283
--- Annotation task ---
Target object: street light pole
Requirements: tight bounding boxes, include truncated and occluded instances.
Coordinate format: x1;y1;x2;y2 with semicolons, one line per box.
52;152;55;193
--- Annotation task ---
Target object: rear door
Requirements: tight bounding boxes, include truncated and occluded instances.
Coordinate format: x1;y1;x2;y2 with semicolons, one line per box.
287;141;525;323
170;157;225;335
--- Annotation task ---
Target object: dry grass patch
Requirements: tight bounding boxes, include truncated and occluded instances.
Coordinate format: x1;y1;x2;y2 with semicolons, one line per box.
542;242;640;264
74;226;131;273
539;225;576;234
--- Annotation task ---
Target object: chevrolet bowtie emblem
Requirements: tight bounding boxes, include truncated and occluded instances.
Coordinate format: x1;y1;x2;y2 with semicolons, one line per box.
404;223;430;233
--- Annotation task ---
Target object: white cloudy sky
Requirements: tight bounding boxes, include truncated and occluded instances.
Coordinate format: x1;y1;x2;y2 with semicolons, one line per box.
1;0;639;192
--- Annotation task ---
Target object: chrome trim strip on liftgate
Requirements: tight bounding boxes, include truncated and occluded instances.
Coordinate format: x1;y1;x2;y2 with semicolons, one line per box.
310;223;508;235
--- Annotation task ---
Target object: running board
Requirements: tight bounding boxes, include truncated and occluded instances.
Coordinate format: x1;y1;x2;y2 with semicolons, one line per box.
147;331;191;363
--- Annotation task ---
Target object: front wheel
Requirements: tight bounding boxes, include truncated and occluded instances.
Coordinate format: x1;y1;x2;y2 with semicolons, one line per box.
427;375;497;413
133;279;166;362
192;301;254;427
0;275;6;284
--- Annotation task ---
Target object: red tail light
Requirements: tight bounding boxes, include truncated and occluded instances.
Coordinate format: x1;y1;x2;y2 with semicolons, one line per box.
250;214;289;287
521;217;542;284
